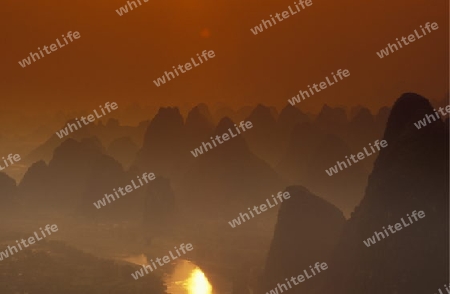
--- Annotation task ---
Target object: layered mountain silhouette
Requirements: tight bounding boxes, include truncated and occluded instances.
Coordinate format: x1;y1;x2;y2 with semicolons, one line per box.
184;104;216;150
19;137;127;213
243;104;280;166
258;186;345;294
0;94;446;294
347;107;379;170
302;133;368;216
375;106;391;135
276;105;310;157
277;121;368;215
24;118;147;165
214;106;236;124
348;107;377;144
315;105;348;139
178;117;285;218
107;136;139;169
134;107;186;180
319;93;449;294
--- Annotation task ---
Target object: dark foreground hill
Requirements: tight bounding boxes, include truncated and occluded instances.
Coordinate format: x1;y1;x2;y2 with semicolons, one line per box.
0;240;164;294
321;93;449;294
258;186;345;294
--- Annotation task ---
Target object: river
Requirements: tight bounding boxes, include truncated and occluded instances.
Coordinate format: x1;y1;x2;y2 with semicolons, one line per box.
119;254;217;294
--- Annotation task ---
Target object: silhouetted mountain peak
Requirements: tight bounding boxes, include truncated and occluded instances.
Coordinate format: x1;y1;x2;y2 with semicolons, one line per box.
185;105;216;151
278;105;309;126
316;104;347;125
247;104;276;126
211;117;249;153
351;107;374;125
215;117;236;134
196;103;215;122
142;107;184;147
279;104;301;117
324;93;449;294
281;186;345;216
384;93;443;142
152;107;183;126
49;137;108;172
260;185;344;293
186;105;214;130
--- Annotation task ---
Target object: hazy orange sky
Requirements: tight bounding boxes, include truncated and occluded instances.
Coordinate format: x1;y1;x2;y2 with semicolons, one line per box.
1;0;448;114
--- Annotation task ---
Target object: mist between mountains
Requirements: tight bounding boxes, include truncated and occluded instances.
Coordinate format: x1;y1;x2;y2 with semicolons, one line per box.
228;191;290;228
191;120;253;157
325;139;388;176
55;102;118;139
93;172;156;209
3;0;449;292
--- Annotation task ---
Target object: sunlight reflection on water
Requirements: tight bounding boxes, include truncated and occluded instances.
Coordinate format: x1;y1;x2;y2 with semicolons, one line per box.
119;254;213;294
165;260;213;294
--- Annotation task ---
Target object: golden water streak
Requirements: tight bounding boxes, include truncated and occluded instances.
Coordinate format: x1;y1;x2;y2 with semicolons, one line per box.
188;268;213;294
